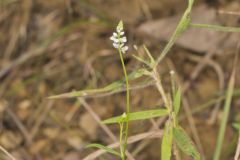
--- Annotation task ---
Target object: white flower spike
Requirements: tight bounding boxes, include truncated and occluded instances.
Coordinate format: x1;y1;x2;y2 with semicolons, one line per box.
110;20;128;54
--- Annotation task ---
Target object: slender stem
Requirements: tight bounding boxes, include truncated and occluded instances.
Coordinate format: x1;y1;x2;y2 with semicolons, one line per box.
213;69;235;160
0;146;16;160
152;68;169;110
118;48;130;160
119;122;125;159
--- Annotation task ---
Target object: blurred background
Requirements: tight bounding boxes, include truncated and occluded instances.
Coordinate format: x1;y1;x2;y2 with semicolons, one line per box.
0;0;240;160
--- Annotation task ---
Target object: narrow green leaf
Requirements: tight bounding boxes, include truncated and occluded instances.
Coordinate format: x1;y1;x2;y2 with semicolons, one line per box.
173;88;181;115
213;66;236;160
173;127;200;160
86;143;121;157
103;109;168;124
161;121;173;160
48;68;147;99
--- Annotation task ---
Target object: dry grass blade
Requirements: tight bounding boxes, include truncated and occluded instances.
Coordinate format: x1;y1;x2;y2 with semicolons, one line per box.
218;10;240;16
0;145;16;160
234;136;240;160
5;103;32;145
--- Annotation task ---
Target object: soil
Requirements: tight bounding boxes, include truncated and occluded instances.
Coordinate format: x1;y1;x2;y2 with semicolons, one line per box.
0;0;239;160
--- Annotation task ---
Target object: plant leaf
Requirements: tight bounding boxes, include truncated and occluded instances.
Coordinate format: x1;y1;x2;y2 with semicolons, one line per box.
49;68;148;99
173;126;200;160
103;109;168;124
86;143;121;157
173;88;181;115
161;121;173;160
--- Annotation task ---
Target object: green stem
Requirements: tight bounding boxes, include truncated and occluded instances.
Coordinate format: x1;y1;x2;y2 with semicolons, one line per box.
119;122;125;159
213;70;235;160
118;48;130;160
152;68;169;110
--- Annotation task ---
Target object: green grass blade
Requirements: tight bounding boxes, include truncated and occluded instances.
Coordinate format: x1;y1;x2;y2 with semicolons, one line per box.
190;23;240;33
213;67;236;160
49;68;148;99
173;126;201;160
161;121;173;160
173;88;181;116
102;109;168;124
86;143;121;157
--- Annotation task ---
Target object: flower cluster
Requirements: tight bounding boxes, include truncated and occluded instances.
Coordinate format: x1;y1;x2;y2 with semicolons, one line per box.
110;21;128;54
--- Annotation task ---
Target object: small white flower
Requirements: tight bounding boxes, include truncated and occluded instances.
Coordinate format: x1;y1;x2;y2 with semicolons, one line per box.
120;37;127;43
110;20;128;54
113;43;118;48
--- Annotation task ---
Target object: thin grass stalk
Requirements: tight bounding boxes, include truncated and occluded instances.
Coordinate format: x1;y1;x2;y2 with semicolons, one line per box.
213;68;235;160
118;47;130;160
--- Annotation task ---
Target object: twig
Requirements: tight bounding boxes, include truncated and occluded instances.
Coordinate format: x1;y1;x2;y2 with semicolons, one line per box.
218;10;240;16
234;136;240;160
0;145;16;160
5;104;32;145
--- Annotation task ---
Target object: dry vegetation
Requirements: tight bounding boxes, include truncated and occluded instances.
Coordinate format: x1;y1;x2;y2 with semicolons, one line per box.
0;0;239;160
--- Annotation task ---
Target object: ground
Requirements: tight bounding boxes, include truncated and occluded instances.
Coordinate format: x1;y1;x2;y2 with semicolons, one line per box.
0;0;240;160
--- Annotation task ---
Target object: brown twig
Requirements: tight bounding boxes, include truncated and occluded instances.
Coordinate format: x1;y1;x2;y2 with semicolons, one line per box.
5;103;32;145
234;136;240;160
0;145;16;160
